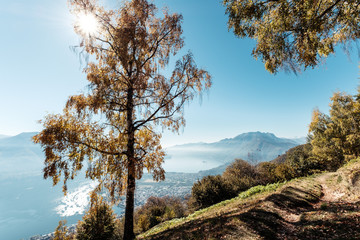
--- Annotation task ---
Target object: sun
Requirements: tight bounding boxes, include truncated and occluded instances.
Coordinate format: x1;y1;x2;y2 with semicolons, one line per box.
77;12;99;36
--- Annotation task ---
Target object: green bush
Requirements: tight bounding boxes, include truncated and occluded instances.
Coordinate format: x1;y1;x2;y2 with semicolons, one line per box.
188;159;280;212
134;196;187;233
285;144;317;176
189;175;235;210
222;159;260;193
274;163;295;181
256;161;277;184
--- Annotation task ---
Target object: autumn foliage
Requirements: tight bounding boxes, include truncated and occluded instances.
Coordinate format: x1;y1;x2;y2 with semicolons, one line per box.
134;196;187;233
223;0;360;73
309;89;360;170
76;193;117;240
33;0;211;239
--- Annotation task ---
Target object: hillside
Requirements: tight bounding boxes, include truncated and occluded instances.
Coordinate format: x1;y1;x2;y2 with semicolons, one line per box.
0;132;43;179
139;159;360;240
163;132;302;173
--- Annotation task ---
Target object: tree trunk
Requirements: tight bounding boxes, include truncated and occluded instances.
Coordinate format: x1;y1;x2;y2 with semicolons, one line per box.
123;86;136;240
123;160;136;240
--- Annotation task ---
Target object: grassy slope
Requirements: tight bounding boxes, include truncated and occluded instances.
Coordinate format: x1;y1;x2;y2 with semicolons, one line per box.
138;159;360;240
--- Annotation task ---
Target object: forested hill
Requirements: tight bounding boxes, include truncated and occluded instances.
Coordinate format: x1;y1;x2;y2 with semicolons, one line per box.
139;158;360;240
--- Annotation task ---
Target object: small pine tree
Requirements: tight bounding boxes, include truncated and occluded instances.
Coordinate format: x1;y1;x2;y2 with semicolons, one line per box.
76;193;116;240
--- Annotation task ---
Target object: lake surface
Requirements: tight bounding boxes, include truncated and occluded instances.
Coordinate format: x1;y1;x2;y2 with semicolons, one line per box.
0;157;212;239
1;175;88;240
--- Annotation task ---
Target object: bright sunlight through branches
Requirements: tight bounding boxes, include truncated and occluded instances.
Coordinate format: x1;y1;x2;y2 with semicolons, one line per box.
77;12;99;36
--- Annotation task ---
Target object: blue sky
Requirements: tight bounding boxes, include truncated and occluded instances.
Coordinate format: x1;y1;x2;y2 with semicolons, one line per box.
1;0;359;147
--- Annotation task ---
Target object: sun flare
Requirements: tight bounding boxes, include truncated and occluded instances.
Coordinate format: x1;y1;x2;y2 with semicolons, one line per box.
77;13;99;36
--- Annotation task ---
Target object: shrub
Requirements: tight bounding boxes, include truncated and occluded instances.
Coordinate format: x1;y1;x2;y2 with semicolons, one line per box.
285;144;314;176
134;196;187;233
320;202;328;210
222;159;261;193
256;162;277;184
274;163;295;181
189;175;235;210
76;193;116;240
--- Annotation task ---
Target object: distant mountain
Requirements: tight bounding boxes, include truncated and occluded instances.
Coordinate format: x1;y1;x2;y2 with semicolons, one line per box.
0;132;43;179
0;134;9;139
163;132;304;173
0;131;303;176
290;136;308;145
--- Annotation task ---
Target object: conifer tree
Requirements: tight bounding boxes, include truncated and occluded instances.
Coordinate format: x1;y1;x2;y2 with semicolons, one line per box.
76;193;116;240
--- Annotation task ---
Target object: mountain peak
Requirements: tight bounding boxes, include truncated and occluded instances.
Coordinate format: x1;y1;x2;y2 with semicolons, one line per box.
218;132;280;144
15;132;38;137
0;132;38;141
234;131;276;139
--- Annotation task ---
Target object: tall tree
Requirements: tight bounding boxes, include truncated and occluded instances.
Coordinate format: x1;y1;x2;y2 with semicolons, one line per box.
223;0;360;73
309;90;360;170
33;0;211;239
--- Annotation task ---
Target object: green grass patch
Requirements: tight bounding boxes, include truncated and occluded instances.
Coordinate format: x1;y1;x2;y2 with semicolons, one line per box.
237;182;283;199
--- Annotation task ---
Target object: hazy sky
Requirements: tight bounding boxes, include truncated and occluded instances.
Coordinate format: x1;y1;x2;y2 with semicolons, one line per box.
1;0;359;147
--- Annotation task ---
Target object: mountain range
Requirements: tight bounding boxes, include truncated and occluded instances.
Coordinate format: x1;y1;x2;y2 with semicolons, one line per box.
0;131;305;177
163;131;305;173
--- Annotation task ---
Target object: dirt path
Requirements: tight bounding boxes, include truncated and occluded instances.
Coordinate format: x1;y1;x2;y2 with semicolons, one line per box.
316;173;340;202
